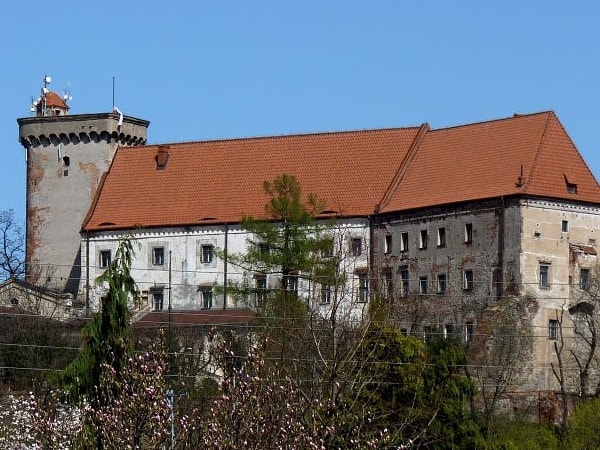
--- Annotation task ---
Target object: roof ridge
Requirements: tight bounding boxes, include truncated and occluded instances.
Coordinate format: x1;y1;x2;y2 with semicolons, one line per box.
141;125;424;148
429;110;553;133
522;112;553;191
376;123;430;213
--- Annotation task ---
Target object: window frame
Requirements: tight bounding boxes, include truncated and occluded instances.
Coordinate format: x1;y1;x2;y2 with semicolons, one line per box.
357;272;369;303
419;276;428;295
201;244;214;264
153;291;164;311
384;235;393;254
400;232;409;252
465;321;475;343
465;223;473;244
580;268;590;291
350;237;363;256
320;284;332;304
437;227;446;248
199;286;213;310
539;263;550;288
437;273;447;294
561;220;569;233
99;250;112;269
400;267;409;298
549;319;559;340
152;246;165;266
464;269;474;291
419;229;428;250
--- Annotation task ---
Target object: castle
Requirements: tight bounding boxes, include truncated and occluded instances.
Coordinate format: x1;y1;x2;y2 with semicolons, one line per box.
10;78;600;408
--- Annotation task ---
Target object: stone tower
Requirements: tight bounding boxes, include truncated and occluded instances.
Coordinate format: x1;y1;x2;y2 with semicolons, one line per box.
17;78;149;293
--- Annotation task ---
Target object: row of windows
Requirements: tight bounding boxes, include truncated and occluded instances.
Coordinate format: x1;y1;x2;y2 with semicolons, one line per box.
261;237;364;259
384;224;472;254
99;245;215;269
150;287;213;311
383;269;475;297
539;264;590;290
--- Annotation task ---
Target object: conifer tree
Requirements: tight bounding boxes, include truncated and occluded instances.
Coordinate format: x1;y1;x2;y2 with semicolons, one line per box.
61;237;137;405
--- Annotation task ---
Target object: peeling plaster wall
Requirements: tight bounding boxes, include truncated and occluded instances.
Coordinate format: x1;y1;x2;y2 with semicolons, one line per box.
374;197;600;394
18;114;149;293
520;199;600;391
81;218;370;315
373;199;516;330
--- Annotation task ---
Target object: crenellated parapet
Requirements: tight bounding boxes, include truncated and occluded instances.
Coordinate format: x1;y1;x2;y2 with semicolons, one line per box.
17;113;149;149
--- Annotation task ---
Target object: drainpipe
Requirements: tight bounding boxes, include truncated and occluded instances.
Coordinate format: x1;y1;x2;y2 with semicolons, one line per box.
85;234;90;315
497;197;505;299
223;223;229;310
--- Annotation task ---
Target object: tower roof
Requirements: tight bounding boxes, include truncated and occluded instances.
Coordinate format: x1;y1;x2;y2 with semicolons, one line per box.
35;91;69;116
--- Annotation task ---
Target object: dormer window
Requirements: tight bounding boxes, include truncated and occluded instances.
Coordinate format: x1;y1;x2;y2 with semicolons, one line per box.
564;175;578;194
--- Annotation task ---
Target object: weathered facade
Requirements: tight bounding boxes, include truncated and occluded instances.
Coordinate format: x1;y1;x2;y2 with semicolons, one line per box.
17;103;148;293
14;92;600;407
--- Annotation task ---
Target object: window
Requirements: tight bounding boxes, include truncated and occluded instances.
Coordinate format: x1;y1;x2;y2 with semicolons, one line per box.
539;264;550;288
562;220;569;233
437;227;446;248
465;223;473;243
357;273;369;303
400;232;409;252
581;268;590;290
549;319;559;340
437;273;447;294
254;274;267;305
351;238;362;256
464;269;474;290
201;245;214;264
153;291;164;311
152;247;165;266
320;284;332;304
286;274;299;295
384;235;393;254
384;268;394;299
465;321;475;343
566;181;578;194
419;276;428;295
320;238;334;258
419;229;428;250
400;268;409;297
200;286;213;309
258;242;270;257
100;250;111;269
444;324;454;339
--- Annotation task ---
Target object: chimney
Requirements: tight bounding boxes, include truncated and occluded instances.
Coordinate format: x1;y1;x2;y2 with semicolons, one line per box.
156;145;169;170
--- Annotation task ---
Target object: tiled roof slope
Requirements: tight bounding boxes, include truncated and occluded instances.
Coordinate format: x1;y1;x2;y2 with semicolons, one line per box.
83;127;423;231
378;111;600;213
83;111;600;232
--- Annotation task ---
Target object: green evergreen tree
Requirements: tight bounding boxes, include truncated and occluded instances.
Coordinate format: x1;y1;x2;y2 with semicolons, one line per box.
224;175;330;365
60;237;137;405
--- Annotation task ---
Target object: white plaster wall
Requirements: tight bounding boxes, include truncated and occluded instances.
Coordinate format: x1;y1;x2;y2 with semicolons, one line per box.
80;218;371;316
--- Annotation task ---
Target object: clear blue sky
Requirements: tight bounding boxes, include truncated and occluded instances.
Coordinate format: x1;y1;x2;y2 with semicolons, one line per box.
2;1;600;224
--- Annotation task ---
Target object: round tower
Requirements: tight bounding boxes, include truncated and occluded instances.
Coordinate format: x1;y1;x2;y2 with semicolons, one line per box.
17;76;150;294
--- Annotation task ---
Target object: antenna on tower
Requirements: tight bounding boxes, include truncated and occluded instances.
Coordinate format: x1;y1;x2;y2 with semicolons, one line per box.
40;75;51;116
62;82;73;104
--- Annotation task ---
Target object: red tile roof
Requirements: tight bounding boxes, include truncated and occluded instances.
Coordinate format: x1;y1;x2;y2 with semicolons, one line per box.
134;308;255;328
36;91;68;110
82;111;600;231
83;127;424;230
378;111;600;213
